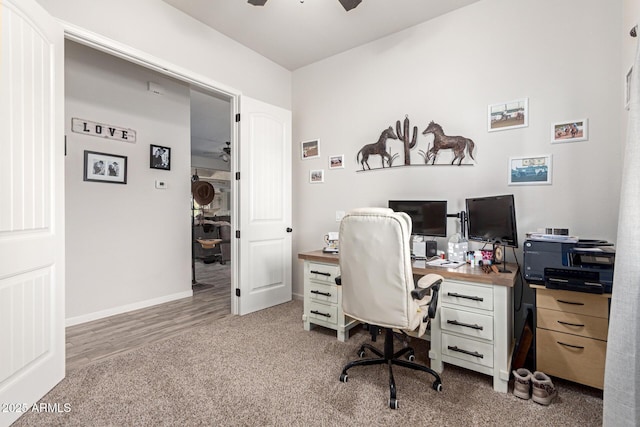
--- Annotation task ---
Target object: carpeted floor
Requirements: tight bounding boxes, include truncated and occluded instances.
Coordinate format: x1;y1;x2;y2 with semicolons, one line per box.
14;300;603;426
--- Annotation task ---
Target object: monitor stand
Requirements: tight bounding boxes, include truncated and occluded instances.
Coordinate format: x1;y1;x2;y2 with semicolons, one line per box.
494;243;511;273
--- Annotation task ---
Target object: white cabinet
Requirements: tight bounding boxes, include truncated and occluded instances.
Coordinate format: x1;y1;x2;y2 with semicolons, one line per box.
301;260;359;342
430;279;513;393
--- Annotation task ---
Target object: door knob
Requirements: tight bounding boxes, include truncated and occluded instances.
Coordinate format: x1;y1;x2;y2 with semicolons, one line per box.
286;228;293;232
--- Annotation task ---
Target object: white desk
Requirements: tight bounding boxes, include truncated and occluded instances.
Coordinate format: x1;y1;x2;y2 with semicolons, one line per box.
298;250;518;393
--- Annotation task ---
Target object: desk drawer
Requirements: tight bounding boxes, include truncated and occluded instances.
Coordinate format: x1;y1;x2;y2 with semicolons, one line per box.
536;288;608;318
536;328;606;389
440;307;493;341
537;307;608;341
441;281;493;312
442;333;494;368
307;301;337;325
307;282;338;304
307;262;340;284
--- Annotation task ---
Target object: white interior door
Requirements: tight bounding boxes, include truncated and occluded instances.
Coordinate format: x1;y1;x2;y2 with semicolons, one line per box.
0;1;65;425
237;96;292;315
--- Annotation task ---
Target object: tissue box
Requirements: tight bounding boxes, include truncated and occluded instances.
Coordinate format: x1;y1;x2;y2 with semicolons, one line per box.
448;241;468;262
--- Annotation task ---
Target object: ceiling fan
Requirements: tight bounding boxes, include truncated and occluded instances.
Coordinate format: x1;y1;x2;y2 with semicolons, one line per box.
248;0;362;12
218;141;231;162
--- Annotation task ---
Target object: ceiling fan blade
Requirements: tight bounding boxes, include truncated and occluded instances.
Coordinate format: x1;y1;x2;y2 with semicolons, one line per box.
338;0;362;11
248;0;268;5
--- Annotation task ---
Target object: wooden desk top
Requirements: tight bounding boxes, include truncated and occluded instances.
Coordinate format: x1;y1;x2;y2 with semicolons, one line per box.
298;250;518;288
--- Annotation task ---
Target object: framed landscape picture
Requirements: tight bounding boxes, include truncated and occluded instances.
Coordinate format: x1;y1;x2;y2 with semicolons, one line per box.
301;139;320;159
328;154;344;169
551;119;588;143
488;98;528;132
84;150;127;184
309;169;324;183
508;155;551;186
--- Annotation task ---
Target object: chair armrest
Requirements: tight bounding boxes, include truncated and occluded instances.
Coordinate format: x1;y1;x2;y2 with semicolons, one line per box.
411;274;443;319
335;275;341;286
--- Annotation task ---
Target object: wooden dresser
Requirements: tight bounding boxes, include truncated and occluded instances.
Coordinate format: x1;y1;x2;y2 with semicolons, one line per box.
533;285;610;389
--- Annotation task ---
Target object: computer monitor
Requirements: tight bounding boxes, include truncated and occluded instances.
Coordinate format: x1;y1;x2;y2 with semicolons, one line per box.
388;200;447;237
466;194;518;247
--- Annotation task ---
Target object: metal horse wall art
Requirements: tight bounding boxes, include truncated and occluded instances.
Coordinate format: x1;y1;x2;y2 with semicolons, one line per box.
421;121;475;166
356;126;398;170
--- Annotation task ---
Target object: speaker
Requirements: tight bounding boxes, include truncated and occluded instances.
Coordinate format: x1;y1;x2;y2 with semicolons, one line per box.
413;241;438;259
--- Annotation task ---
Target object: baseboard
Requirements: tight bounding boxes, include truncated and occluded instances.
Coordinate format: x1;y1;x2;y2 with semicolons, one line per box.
292;291;304;301
65;290;194;327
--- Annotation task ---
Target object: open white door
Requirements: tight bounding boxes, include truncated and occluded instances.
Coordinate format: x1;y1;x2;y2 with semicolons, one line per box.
0;1;65;426
237;96;292;315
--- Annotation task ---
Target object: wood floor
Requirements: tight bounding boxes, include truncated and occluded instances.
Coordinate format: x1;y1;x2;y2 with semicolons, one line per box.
65;261;231;373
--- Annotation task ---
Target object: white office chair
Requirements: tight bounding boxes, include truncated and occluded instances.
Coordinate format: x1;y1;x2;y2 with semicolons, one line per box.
337;207;443;409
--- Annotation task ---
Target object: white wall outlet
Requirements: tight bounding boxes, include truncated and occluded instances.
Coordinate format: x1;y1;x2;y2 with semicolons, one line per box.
335;210;345;222
155;180;167;189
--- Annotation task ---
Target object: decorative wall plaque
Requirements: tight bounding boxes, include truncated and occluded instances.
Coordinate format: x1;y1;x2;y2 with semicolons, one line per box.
71;118;137;143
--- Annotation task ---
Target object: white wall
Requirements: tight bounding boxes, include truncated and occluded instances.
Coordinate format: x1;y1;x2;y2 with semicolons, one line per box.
36;0;292;110
65;41;192;322
292;0;623;305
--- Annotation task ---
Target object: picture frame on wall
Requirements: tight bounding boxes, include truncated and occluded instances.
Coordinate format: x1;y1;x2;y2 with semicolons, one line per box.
488;98;528;132
301;139;320;159
508;154;552;186
309;169;324;183
84;150;128;184
551;119;588;143
328;154;344;169
150;144;171;170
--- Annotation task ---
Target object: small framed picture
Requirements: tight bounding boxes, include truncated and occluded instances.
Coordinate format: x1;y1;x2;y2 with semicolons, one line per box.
328;154;344;169
509;155;552;186
626;66;632;110
488;98;528;132
309;169;324;183
301;139;320;160
150;144;171;170
551;119;588;143
84;150;127;184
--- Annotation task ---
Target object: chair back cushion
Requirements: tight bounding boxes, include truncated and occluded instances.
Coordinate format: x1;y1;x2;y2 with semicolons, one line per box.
339;207;421;330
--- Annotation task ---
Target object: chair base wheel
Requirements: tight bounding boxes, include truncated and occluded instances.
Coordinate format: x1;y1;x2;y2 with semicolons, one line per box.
389;398;399;409
433;380;443;392
339;373;348;382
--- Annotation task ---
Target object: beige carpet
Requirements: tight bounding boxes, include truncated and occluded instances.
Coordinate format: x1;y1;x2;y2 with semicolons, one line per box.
14;300;602;426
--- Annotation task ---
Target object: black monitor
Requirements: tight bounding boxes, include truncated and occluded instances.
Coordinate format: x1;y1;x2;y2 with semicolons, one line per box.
388;200;447;237
466;194;518;247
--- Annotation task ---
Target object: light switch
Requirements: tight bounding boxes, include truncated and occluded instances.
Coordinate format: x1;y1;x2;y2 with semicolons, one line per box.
155;180;167;189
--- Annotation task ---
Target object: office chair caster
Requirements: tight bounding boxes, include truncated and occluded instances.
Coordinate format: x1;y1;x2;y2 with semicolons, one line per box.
357;349;366;358
433;380;443;392
339;373;348;382
407;350;415;361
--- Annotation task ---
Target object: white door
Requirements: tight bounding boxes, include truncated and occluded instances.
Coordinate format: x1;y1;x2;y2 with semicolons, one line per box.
237;96;292;315
0;1;65;426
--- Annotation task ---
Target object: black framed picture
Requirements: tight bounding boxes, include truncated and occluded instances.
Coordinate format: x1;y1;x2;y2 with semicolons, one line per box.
84;150;127;184
150;144;171;170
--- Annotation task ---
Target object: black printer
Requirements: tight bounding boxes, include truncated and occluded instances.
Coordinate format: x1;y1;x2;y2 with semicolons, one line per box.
523;239;615;294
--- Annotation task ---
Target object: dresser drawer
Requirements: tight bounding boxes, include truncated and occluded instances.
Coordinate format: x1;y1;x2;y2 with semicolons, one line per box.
307;281;338;304
440;307;493;341
537;307;608;341
307;262;340;284
442;333;494;368
536;328;606;389
536;288;608;318
441;280;493;312
307;301;338;325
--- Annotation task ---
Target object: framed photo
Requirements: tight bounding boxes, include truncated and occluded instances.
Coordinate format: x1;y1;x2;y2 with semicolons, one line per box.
626;66;632;110
508;155;552;186
488;98;528;132
309;169;324;183
551;119;588;143
150;144;171;170
301;139;320;160
84;150;127;184
328;154;344;169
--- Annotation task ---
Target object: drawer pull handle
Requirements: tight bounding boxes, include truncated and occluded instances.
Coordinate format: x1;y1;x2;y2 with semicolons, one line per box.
557;320;585;327
447;345;484;359
447;319;483;330
311;290;332;297
557;341;585;350
310;270;331;277
311;310;331;318
447;292;484;302
556;299;584;306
